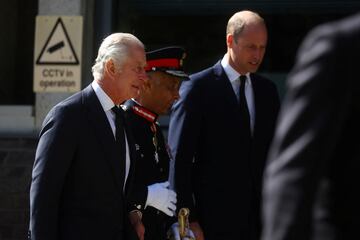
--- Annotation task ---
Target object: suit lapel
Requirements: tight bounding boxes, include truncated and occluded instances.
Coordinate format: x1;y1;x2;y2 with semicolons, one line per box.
82;85;124;193
212;61;242;119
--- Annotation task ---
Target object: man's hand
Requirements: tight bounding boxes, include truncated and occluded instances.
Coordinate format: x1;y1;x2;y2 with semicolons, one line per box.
129;211;145;240
167;222;195;240
146;181;177;216
189;221;204;240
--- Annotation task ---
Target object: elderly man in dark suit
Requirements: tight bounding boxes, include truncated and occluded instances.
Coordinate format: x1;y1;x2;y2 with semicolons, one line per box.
29;33;147;240
168;10;280;240
261;13;360;240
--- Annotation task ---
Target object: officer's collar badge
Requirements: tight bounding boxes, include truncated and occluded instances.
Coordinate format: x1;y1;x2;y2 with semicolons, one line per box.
129;101;158;123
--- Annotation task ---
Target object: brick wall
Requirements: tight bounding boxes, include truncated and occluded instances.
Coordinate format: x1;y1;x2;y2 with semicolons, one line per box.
0;138;37;240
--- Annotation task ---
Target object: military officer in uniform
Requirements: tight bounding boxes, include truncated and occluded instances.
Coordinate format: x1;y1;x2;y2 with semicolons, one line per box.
124;46;189;240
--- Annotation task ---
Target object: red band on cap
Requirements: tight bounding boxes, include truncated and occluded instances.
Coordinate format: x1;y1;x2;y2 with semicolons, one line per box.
145;58;180;71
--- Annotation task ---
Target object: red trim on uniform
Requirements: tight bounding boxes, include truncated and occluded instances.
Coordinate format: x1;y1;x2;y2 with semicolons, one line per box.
131;105;157;123
145;58;180;71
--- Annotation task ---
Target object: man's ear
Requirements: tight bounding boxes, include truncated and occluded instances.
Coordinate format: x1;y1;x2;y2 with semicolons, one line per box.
105;59;116;77
226;34;234;48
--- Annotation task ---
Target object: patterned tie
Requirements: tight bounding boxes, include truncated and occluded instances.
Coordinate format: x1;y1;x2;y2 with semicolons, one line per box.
111;106;126;181
239;75;251;138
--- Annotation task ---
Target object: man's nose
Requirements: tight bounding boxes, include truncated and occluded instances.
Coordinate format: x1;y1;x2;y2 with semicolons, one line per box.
139;70;148;81
253;47;265;60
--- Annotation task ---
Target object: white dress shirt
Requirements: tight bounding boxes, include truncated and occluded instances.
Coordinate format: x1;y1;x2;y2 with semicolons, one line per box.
221;54;255;134
91;81;130;190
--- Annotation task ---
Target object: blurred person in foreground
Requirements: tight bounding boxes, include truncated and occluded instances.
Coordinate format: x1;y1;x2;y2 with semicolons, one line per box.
262;12;360;240
29;33;147;240
168;10;280;240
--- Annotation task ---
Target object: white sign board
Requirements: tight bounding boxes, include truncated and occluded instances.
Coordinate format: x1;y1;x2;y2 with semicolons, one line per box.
33;16;83;92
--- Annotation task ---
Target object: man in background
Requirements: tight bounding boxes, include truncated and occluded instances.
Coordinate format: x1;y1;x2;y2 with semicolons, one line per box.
124;46;189;240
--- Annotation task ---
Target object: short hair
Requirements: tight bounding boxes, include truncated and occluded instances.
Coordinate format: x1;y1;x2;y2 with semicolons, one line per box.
92;33;144;81
226;10;265;42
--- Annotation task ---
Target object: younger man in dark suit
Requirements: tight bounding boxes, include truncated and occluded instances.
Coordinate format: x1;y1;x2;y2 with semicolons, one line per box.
168;10;280;240
124;47;191;240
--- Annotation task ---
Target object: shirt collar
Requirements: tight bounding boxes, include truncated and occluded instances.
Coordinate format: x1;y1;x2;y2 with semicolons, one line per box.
91;80;115;112
221;54;251;84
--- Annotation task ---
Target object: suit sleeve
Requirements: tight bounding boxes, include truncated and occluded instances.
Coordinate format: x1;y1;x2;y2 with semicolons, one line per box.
29;105;77;240
168;79;203;221
261;25;352;240
126;182;148;212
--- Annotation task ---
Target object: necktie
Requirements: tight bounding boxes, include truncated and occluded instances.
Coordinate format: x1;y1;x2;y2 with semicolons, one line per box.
111;106;126;181
239;75;251;138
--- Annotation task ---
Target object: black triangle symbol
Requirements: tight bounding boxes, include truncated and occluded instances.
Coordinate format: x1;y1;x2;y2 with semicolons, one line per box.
36;17;79;65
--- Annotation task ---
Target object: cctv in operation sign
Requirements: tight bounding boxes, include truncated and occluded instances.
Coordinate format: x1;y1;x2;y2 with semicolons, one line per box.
33;16;83;92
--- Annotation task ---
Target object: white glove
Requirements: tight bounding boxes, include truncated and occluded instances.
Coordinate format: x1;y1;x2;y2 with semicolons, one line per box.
146;181;177;216
168;222;195;240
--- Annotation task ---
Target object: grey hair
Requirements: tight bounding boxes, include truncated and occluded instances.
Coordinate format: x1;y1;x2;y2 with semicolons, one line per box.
226;11;265;43
91;33;144;81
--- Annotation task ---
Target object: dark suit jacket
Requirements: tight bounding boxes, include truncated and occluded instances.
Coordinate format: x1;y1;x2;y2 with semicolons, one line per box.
29;84;136;240
124;99;172;240
262;13;360;240
168;61;280;240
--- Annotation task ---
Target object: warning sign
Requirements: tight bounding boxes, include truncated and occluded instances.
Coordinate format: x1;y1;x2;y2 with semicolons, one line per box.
33;16;83;92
